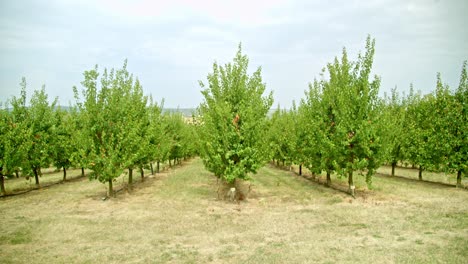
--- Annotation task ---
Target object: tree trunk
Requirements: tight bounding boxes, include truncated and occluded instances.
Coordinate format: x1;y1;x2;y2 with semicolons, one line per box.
128;168;133;186
418;166;423;181
412;164;416;169
299;164;302;176
391;161;397;176
63;167;67;181
140;167;144;181
15;170;19;178
108;179;114;197
326;171;331;187
169;160;172;167
457;170;462;188
150;163;154;175
0;167;6;196
81;167;85;177
348;171;355;197
33;167;40;187
157;161;160;173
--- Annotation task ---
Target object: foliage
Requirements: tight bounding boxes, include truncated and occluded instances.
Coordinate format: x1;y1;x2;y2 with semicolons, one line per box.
165;112;198;165
381;88;407;175
403;86;440;179
268;106;296;167
147;98;171;172
1;81;30;180
432;62;468;186
299;77;338;183
51;108;74;180
75;60;147;196
21;82;58;186
300;36;384;195
198;44;273;184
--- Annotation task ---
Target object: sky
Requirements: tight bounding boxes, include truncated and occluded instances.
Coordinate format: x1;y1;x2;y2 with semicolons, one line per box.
1;0;467;108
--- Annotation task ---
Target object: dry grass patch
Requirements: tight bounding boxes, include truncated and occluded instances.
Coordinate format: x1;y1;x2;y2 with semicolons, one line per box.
1;158;467;263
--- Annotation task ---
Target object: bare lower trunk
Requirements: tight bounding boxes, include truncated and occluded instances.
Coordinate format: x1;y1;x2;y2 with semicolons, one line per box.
169;160;172;167
157;161;160;173
33;167;40;187
457;170;462;188
128;168;133;186
140;167;144;181
63;167;67;181
348;171;355;197
326;171;331;187
299;164;302;176
108;179;114;197
15;170;19;178
391;161;397;176
0;167;6;195
150;163;154;175
418;166;423;181
81;167;85;177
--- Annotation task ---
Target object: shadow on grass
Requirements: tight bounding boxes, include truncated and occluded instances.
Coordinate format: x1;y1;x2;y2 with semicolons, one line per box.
374;172;467;190
89;158;195;200
267;163;352;197
1;159;192;199
0;174;87;198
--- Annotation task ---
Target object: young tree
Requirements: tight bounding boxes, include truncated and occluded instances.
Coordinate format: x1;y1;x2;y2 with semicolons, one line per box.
433;62;467;187
3;80;32;183
403;87;440;180
52;108;74;181
268;106;296;168
324;36;383;196
165;112;183;166
148;101;171;174
68;103;90;178
382;88;407;176
119;76;149;186
75;61;145;197
22;84;58;186
198;44;273;197
291;102;308;177
300;77;339;186
451;61;468;187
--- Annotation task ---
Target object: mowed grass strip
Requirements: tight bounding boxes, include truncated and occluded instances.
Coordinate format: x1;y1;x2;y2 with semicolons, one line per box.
0;158;467;263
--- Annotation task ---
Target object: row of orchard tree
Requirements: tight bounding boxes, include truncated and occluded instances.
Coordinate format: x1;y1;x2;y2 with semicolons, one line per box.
0;61;198;196
195;37;466;200
267;37;467;194
1;37;466;198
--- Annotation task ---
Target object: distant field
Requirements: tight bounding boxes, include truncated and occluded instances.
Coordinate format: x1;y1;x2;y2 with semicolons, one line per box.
1;158;467;263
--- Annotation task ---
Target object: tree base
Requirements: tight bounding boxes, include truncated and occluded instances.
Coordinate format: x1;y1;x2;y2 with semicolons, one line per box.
217;179;251;202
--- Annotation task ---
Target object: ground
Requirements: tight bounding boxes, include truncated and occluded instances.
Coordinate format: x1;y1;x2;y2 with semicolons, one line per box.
1;158;467;263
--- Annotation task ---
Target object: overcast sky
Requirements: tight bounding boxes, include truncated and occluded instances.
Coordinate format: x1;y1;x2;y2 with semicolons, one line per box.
1;0;467;108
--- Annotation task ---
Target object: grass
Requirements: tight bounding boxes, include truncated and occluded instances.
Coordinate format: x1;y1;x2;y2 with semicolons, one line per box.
1;158;467;263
